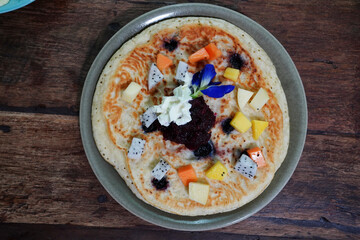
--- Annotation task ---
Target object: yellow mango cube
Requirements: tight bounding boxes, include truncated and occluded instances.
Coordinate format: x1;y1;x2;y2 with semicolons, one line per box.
224;67;240;82
205;161;228;180
251;120;269;140
230;112;252;133
189;182;209;205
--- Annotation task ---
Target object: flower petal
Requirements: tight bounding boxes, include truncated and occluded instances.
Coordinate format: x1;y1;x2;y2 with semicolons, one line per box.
200;85;235;98
191;71;201;89
200;64;216;88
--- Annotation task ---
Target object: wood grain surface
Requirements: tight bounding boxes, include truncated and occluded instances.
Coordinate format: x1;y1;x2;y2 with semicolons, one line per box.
0;0;359;239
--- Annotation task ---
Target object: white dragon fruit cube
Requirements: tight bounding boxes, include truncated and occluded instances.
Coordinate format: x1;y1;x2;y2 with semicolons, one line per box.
234;154;257;179
151;159;171;180
175;61;190;85
127;137;146;160
148;63;163;90
140;107;157;128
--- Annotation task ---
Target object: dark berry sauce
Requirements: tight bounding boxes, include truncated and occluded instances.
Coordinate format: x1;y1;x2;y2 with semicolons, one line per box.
194;141;216;159
221;118;234;134
164;39;178;52
160;97;216;150
229;53;244;70
142;119;161;133
152;177;169;190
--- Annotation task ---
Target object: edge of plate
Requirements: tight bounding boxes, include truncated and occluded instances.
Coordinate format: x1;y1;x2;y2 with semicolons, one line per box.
80;3;307;231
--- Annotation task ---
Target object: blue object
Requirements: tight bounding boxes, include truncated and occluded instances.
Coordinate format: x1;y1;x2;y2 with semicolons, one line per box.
191;64;235;98
0;0;35;14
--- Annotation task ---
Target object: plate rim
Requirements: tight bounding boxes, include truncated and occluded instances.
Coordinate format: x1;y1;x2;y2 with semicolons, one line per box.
80;3;307;231
0;0;35;14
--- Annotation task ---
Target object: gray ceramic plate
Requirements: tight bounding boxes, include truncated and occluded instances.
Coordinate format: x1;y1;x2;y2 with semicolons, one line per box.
80;3;307;231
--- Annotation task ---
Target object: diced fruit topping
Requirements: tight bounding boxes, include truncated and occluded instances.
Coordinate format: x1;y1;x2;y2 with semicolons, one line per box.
151;159;171;180
229;53;244;69
152;177;169;190
177;164;197;186
221;118;234;134
251;120;269;140
249;88;270;111
127;137;146;160
247;147;266;168
189;48;209;64
175;61;191;85
156;54;173;72
141;107;158;128
205;161;228;181
189;182;209;205
148;63;163;90
164;39;178;52
234;154;257;179
230;112;252;133
122;82;142;103
193;141;215;159
237;88;254;109
204;43;222;61
142;119;160;133
224;67;240;82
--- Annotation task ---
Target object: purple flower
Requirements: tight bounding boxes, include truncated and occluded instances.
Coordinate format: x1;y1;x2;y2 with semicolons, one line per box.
191;64;235;98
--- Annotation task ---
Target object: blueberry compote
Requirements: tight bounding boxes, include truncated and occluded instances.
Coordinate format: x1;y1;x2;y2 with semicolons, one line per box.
193;141;216;159
152;177;169;190
160;97;216;150
164;39;178;52
221;118;234;134
229;53;244;70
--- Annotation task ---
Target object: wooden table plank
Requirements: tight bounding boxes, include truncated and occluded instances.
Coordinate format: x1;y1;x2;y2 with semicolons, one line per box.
1;0;359;134
0;112;358;238
0;0;359;238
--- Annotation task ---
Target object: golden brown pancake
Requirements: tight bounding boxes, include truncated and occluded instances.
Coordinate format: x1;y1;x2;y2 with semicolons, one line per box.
92;17;289;215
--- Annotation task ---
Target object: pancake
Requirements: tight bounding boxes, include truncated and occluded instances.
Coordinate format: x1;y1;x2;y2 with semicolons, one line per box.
92;17;289;215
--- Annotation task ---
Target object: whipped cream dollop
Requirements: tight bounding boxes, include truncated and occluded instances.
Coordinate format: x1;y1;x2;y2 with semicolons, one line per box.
153;85;192;126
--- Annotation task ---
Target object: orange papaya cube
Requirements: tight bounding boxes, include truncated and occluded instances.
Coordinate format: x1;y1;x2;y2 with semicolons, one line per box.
188;48;209;63
247;147;266;168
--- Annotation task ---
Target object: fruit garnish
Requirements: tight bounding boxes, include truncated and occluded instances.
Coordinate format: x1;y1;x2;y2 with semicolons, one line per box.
164;39;178;52
234;154;257;179
177;164;197;186
151;159;171;180
204;43;222;61
127;137;146;160
152;177;169;190
191;64;234;99
251;120;268;140
193;141;215;159
237;88;254;109
189;182;209;205
205;161;228;181
189;47;209;63
140;107;158;129
230;112;252;133
249;88;269;111
247;147;266;168
175;61;192;85
122;82;142;103
224;67;240;82
156;54;173;72
148;63;163;90
229;53;244;69
221;118;234;134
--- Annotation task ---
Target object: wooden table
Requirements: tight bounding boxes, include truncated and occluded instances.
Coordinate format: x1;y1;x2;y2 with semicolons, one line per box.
0;0;359;239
